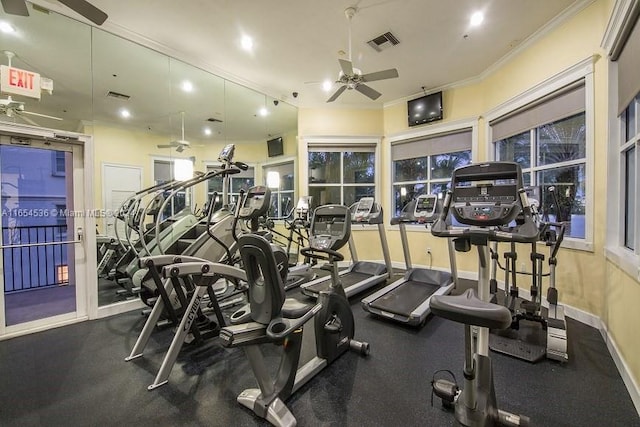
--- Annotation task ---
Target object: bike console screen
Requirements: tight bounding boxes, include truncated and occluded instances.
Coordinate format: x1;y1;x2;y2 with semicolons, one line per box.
309;205;351;251
239;185;271;220
450;163;523;227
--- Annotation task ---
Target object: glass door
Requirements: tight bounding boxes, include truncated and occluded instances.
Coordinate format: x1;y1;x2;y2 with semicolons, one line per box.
0;131;88;335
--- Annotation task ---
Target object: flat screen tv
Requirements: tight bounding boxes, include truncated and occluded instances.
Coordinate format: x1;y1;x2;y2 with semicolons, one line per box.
408;91;443;127
267;136;284;157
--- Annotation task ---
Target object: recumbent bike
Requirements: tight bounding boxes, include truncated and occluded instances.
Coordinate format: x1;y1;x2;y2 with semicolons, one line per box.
219;203;370;427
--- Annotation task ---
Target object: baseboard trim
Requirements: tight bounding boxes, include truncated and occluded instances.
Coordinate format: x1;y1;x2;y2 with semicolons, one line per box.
1;316;88;341
600;322;640;417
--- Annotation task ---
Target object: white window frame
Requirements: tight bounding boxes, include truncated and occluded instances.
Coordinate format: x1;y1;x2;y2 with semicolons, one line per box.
262;155;296;220
602;0;640;281
485;57;596;252
301;135;382;209
619;96;639;251
203;160;257;207
151;155;194;217
386;118;479;232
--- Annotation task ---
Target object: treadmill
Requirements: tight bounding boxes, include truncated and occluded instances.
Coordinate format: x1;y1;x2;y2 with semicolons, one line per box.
300;197;392;299
361;194;456;326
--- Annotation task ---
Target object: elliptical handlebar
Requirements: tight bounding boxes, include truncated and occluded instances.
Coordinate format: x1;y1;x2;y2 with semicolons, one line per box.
300;246;344;262
154;166;242;255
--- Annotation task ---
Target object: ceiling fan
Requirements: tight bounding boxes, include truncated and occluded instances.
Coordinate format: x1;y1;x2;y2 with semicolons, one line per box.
1;0;108;26
326;6;399;103
0;95;63;126
157;111;190;153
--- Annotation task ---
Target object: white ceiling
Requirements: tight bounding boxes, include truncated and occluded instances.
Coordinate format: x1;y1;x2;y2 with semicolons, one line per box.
82;0;581;106
0;0;583;140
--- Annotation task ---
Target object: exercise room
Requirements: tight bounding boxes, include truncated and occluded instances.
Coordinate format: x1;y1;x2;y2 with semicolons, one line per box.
0;1;639;426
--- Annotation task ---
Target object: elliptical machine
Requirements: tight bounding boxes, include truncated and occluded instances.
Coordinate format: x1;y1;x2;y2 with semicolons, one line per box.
219;204;370;427
429;162;538;426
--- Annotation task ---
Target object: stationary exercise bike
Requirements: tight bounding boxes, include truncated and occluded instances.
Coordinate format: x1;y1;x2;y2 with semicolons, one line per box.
429;162;539;426
219;204;370;427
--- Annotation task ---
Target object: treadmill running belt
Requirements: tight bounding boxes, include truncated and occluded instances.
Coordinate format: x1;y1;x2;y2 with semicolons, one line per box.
369;280;440;316
305;271;372;294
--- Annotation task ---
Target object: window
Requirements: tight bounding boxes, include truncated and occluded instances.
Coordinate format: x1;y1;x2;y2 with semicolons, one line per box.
308;147;376;208
620;94;639;250
603;1;640;272
263;161;295;218
391;129;472;217
51;151;66;176
153;158;193;218
492;82;587;239
207;164;255;207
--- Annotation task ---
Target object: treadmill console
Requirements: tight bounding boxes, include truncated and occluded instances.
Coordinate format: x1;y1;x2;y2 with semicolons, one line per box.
450;162;523;227
309;205;351;251
413;194;439;223
295;196;312;220
352;197;382;223
239;185;271;220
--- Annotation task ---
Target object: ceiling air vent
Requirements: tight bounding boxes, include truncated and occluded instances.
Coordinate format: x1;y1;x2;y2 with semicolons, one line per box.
106;91;131;100
367;32;400;52
206;117;223;123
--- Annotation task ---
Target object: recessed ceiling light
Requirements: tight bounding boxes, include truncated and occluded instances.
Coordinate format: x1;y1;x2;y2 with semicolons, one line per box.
0;21;15;34
241;35;253;51
259;107;268;117
181;80;193;92
203;127;212;136
120;108;131;119
470;11;484;27
322;80;333;92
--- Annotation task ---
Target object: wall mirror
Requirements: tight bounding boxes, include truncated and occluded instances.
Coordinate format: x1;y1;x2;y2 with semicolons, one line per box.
0;6;298;311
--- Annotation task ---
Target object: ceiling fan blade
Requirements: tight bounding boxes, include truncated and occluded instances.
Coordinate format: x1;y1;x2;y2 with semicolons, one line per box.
21;110;63;121
327;85;347;103
355;84;382;100
361;68;399;83
58;0;108;25
338;59;354;76
1;0;29;16
157;144;174;149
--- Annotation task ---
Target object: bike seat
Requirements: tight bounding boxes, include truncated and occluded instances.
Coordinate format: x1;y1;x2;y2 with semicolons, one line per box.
282;298;315;318
430;289;512;330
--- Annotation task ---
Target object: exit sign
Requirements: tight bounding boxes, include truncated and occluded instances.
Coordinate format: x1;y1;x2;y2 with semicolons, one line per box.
0;65;41;100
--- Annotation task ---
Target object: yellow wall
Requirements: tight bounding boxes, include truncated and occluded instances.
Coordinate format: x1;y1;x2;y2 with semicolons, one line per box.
298;0;640;387
605;261;640;383
89;123;284;212
298;108;384;136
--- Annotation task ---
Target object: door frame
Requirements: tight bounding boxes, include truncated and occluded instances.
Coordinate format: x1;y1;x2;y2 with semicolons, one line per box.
97;162;146;319
101;162;142;236
0;121;96;340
